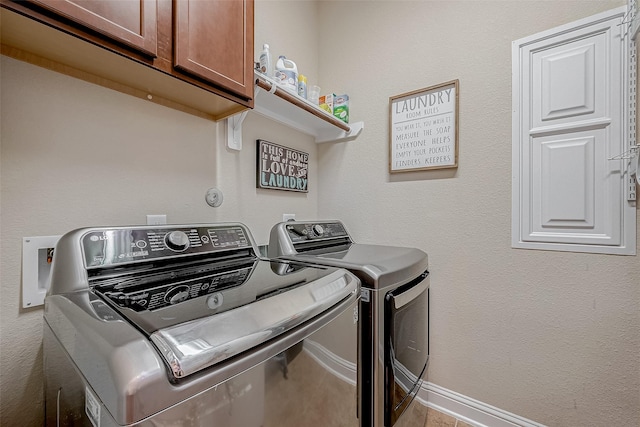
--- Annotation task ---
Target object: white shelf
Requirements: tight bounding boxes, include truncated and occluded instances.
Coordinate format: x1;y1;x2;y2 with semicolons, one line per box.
226;72;364;149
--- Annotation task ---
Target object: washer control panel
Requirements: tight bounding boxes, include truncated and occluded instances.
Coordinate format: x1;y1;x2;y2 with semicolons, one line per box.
82;224;253;268
284;221;350;242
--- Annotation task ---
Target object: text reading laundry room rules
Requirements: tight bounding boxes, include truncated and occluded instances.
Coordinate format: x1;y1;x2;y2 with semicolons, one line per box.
390;83;457;172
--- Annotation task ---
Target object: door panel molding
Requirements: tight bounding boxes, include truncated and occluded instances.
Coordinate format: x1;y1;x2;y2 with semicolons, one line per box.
512;6;636;255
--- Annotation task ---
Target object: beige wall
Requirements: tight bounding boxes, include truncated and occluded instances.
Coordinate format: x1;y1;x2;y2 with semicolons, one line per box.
0;55;320;425
316;1;639;426
254;0;320;92
1;0;639;426
0;1;319;423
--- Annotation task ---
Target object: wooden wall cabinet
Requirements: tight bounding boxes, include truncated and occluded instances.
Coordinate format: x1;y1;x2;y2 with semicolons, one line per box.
29;0;159;57
0;0;254;119
175;0;254;100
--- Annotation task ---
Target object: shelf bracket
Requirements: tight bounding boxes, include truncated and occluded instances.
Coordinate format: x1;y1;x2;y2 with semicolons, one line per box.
226;85;262;151
315;121;364;144
226;110;249;151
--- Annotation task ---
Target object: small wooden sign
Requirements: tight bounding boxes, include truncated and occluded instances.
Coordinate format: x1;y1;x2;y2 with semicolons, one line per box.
256;140;309;192
389;80;459;172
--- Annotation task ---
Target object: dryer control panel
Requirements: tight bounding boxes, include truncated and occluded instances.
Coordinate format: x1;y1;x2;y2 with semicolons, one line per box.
284;221;349;242
269;220;353;256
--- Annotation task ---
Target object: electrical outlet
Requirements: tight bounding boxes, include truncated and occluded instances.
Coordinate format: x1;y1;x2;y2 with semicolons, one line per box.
147;215;167;225
283;214;295;222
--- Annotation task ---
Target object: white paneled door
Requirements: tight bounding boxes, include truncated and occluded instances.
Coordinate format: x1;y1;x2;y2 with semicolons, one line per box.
512;6;636;255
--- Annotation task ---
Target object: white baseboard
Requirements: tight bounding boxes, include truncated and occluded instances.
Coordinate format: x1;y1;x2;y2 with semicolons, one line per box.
304;340;546;427
416;383;546;427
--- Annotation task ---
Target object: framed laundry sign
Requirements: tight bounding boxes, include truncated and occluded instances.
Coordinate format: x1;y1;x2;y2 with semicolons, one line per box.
256;140;309;192
389;80;459;172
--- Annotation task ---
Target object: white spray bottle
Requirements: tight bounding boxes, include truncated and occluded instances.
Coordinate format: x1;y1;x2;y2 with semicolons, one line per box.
259;44;273;77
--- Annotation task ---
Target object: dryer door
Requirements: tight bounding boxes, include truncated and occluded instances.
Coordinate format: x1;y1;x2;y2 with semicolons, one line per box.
384;271;429;426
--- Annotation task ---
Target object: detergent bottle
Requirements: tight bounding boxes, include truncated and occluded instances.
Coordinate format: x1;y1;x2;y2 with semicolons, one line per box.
275;56;298;92
258;43;273;77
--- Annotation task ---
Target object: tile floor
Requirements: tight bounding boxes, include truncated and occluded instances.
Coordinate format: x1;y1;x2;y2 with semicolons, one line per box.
395;396;474;427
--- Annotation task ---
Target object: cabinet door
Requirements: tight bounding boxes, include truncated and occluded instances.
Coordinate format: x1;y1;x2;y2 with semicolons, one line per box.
29;0;158;57
174;0;254;100
512;7;635;255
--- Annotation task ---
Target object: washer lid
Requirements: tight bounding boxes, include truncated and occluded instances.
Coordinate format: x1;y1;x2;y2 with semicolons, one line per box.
149;267;358;378
95;259;345;334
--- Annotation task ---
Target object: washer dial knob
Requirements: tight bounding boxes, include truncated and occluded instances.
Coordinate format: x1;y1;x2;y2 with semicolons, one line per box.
312;224;325;236
165;230;190;251
164;285;190;304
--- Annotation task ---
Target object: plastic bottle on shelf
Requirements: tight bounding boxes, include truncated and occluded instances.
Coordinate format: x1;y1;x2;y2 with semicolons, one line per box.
275;56;298;93
298;74;308;99
259;44;273;77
